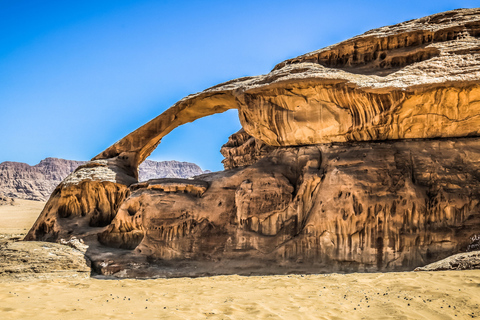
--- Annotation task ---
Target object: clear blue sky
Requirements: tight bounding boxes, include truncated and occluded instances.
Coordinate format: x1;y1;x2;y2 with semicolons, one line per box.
1;0;478;171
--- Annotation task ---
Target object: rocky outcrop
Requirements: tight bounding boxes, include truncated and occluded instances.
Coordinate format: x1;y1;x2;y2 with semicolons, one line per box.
138;160;206;181
90;137;480;276
0;237;90;281
0;158;85;201
25;9;480;277
92;8;480;169
0;158;205;201
220;129;274;170
415;251;480;271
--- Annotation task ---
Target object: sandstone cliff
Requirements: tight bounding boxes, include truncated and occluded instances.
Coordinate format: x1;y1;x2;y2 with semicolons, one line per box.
25;9;480;277
0;158;205;201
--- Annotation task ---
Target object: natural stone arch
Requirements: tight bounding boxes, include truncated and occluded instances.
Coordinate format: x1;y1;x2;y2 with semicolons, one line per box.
24;9;480;278
90;7;480;179
93;90;239;173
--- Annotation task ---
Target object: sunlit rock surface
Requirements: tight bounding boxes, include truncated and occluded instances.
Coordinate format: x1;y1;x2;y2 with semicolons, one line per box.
0;158;205;201
26;9;480;277
92;8;480;168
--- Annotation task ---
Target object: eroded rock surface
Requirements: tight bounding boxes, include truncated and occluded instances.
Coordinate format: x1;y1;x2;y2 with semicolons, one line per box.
220;129;274;170
0;237;90;282
25;9;480;277
93;8;480;169
91;137;480;275
27;135;480;276
0;158;205;201
415;251;480;271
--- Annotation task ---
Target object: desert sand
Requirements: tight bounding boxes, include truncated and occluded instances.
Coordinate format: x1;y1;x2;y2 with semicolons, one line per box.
1;200;479;319
0;199;45;237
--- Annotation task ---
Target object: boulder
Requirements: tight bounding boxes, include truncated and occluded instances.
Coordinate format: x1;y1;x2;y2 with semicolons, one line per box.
415;251;480;271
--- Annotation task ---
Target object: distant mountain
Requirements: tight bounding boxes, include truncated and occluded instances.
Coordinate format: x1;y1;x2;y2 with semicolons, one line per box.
0;157;205;201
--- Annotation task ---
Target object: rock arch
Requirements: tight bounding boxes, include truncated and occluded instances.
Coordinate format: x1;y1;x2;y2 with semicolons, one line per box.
90;8;480;179
93;90;239;173
25;10;480;278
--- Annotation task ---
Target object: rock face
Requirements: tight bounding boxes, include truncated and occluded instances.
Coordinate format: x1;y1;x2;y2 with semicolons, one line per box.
138;160;205;181
0;158;85;201
0;158;204;201
220;129;275;170
26;9;480;277
92;8;480;169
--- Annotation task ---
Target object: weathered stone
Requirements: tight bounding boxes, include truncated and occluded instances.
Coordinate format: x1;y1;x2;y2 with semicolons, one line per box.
25;9;480;277
0;237;90;282
130;179;209;196
25;179;130;242
91;137;480;275
0;158;205;201
220;129;274;170
415;251;480;271
92;8;480;169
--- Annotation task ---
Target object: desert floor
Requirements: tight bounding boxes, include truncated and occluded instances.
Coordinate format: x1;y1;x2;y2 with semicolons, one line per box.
0;200;479;320
0;198;45;237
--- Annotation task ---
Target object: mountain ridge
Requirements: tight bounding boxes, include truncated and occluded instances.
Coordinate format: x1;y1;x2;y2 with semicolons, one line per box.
0;157;205;201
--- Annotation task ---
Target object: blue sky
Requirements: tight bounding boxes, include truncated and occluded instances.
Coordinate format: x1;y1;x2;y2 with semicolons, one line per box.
1;0;478;171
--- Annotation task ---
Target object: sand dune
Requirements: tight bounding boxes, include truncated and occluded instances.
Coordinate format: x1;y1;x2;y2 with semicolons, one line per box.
1;199;479;319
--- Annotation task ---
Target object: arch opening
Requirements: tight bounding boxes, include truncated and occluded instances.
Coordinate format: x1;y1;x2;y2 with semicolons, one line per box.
140;109;241;181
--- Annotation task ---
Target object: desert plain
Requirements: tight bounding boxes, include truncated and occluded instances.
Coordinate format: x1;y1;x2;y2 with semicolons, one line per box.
0;200;479;320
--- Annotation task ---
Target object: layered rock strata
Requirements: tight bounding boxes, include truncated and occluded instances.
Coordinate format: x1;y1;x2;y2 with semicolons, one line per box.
220;129;275;169
25;9;480;277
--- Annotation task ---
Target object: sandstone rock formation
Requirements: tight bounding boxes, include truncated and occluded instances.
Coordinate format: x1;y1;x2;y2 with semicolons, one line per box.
0;158;205;201
26;9;480;277
93;8;480;169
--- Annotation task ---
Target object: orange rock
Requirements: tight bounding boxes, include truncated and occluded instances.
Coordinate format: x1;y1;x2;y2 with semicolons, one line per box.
26;9;480;277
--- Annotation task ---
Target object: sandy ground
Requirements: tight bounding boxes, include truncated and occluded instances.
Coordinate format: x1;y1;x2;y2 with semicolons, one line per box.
0;271;479;319
1;199;480;319
0;199;44;237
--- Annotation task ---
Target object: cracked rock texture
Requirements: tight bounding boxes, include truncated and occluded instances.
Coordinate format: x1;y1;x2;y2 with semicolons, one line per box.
25;9;480;277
